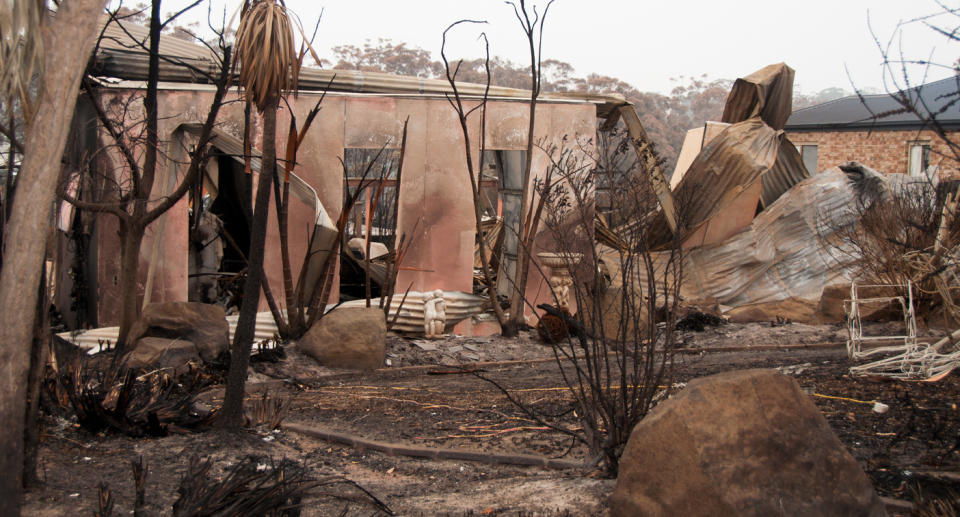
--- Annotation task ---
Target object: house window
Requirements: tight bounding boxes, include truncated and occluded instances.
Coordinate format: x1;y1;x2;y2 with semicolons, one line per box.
476;150;525;296
798;144;818;174
340;147;402;301
479;150;505;218
343;147;401;243
908;142;931;177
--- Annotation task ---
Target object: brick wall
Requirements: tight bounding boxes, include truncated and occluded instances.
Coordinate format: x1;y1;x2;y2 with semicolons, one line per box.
785;128;960;180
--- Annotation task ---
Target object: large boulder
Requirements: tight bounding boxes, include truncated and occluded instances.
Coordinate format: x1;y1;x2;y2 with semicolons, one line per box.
297;307;385;370
127;302;229;361
611;369;886;517
124;337;199;375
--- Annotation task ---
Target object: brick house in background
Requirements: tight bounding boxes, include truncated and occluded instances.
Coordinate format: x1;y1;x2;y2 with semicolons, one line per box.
784;76;960;179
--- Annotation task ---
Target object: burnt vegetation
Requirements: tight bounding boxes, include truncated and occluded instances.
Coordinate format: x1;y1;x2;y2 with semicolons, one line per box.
3;0;960;515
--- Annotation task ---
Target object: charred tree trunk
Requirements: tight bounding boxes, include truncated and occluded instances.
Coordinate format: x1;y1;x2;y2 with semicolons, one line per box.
219;97;278;429
116;222;145;352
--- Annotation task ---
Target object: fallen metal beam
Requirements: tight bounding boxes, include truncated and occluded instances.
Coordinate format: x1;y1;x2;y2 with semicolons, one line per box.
618;105;678;233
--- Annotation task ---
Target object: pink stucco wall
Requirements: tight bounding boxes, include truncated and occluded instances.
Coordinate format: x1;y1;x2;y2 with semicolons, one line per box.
92;87;597;332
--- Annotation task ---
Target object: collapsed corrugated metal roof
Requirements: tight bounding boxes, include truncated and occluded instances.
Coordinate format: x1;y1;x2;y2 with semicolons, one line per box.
58;289;488;350
646;117;782;248
679;163;938;318
645;63;808;249
681;166;863;309
91;18;628;117
721;62;796;130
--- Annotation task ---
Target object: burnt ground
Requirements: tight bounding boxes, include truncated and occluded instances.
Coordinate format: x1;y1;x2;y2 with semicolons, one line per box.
23;321;960;516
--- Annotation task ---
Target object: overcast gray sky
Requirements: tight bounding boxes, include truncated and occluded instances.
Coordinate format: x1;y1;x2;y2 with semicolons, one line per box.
172;0;958;96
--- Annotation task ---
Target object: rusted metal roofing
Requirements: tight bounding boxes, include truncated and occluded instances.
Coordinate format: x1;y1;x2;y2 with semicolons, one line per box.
680;164;887;309
761;138;809;208
719;62;808;207
721;62;795;130
646;117;783;248
58;289;488;350
643;63;808;249
91;18;627;116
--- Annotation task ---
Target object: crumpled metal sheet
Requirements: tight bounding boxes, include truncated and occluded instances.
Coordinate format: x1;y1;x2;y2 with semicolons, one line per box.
680;165;880;308
761;138;809;208
58;311;281;353
646;64;808;249
58;290;489;352
338;290;488;335
721;62;796;130
647;117;782;248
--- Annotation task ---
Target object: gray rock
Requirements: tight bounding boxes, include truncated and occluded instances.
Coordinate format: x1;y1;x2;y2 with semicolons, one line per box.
412;340;438;351
123;337;199;375
297;307;385;370
611;369;886;517
127;302;229;361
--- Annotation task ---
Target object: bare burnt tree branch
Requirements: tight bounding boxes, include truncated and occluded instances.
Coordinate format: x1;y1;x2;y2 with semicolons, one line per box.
60;0;234;349
0;121;23;153
158;0;203;32
837;3;960;331
476;129;682;475
441;19;511;327
502;0;554;337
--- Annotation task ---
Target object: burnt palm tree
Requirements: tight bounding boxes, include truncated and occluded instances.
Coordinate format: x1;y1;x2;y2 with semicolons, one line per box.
219;0;298;428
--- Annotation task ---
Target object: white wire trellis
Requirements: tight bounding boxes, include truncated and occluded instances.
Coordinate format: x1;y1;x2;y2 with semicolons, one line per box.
844;281;960;379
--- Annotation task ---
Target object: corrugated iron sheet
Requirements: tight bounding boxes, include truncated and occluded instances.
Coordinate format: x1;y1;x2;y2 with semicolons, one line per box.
761;138;809;207
680;166;870;308
643;64;807;248
58;289;488;351
58;311;280;353
721;62;795;130
338;291;488;334
647;117;781;248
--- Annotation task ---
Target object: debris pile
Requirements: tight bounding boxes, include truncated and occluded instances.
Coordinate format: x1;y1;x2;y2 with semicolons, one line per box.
675;311;726;332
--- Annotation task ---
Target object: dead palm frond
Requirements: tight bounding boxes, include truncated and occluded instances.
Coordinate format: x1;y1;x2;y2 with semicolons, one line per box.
0;0;44;119
234;0;297;111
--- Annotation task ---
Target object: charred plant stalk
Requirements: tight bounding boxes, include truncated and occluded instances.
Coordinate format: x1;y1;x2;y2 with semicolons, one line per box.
271;90;328;338
441;20;509;329
504;0;553;337
381;118;409;313
274;118;296;335
220;96;279;428
132;456;147;517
